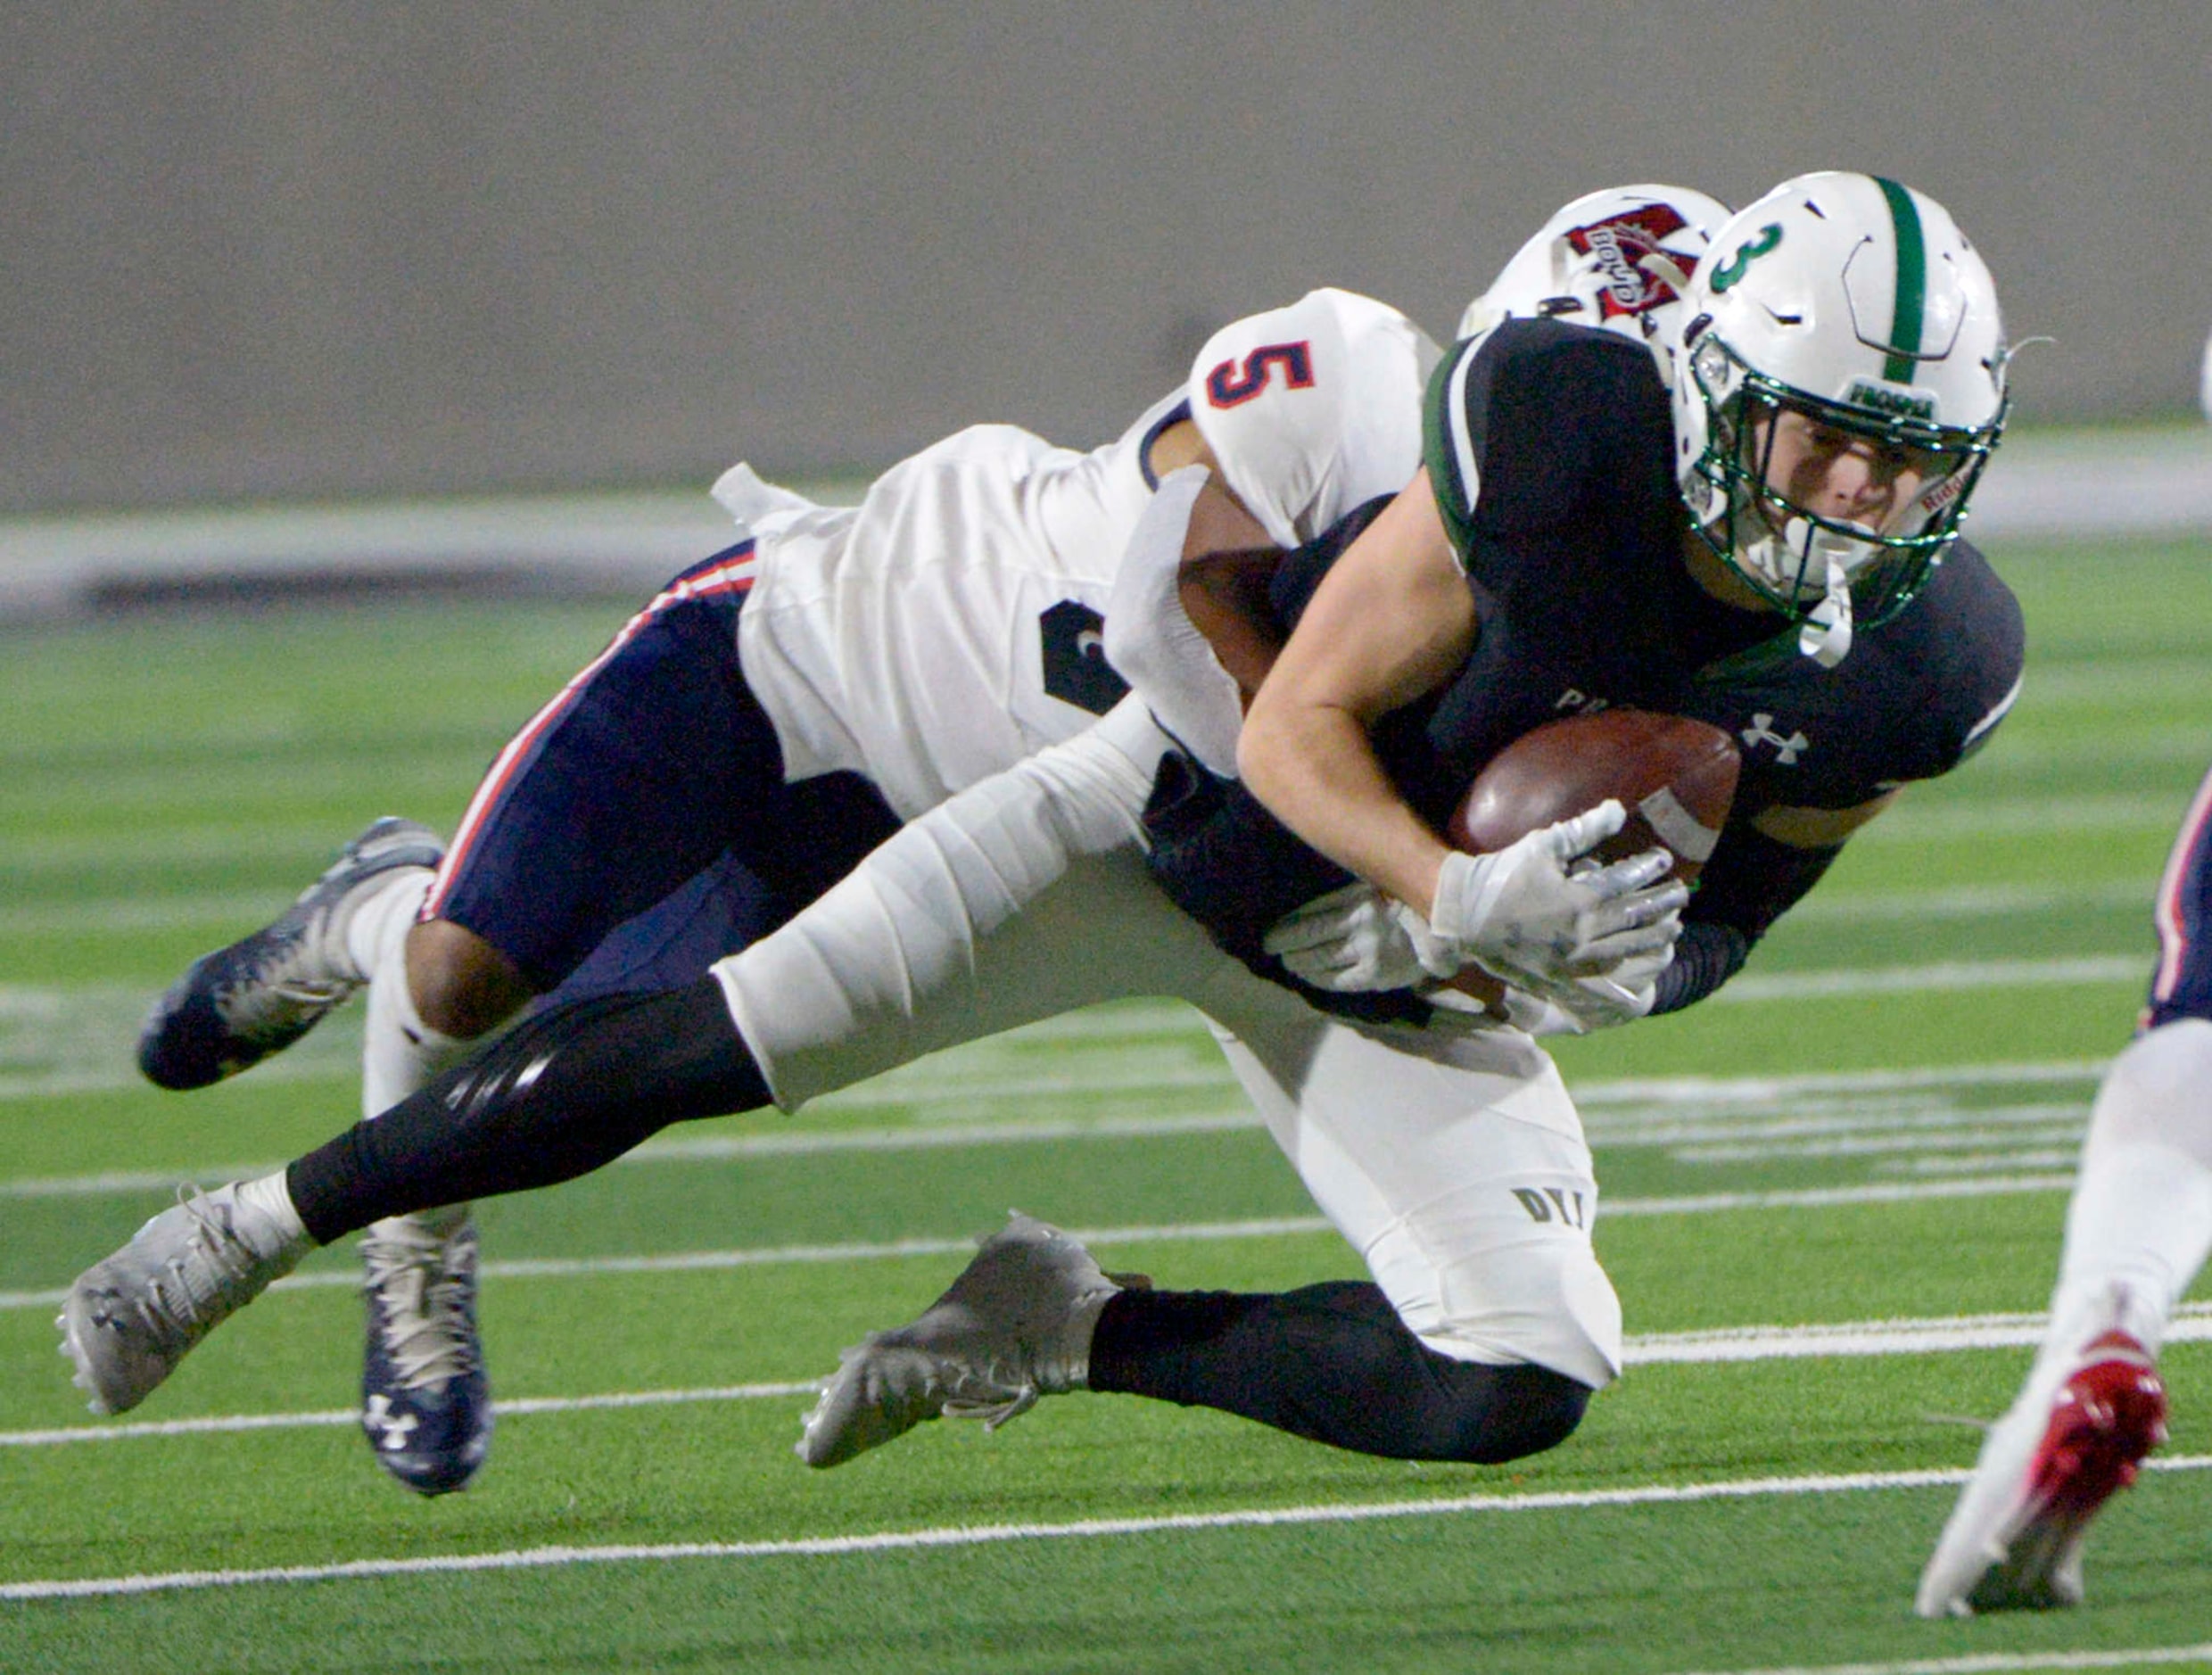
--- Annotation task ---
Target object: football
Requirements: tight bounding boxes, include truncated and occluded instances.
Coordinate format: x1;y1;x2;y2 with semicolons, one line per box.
1448;707;1741;884
1436;708;1739;1011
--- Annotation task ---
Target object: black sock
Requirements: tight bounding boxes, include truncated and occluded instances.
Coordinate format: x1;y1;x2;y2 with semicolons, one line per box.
286;978;768;1243
1088;1280;1590;1464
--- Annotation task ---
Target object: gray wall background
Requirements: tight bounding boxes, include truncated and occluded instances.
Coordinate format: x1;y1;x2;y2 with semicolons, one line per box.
9;3;2209;516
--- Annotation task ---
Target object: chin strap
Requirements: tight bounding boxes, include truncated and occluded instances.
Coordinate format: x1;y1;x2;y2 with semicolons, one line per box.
1795;549;1854;666
1742;517;1865;668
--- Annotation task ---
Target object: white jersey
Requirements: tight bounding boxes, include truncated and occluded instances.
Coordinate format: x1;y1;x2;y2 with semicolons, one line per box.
1185;285;1439;550
717;288;1440;820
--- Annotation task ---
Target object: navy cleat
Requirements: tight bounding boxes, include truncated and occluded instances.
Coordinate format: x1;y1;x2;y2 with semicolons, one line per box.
359;1213;492;1496
138;816;445;1091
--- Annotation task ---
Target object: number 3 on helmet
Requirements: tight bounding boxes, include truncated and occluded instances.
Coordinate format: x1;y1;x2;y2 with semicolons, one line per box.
1662;172;2010;664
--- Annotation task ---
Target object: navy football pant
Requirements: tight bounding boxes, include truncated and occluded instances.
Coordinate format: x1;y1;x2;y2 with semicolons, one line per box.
2145;760;2212;1031
422;544;898;998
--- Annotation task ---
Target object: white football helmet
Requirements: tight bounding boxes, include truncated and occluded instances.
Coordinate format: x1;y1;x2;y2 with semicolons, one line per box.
1663;172;2010;664
1457;185;1731;359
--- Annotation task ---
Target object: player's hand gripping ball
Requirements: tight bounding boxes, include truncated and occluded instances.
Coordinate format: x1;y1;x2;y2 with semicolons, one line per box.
1440;709;1740;1009
1449;709;1740;884
1263;709;1738;1004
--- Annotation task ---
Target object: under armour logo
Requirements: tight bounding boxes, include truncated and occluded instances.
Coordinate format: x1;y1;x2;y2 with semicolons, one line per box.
1740;714;1809;765
364;1393;419;1452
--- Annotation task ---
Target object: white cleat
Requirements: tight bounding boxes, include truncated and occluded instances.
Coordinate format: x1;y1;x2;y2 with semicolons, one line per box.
58;1184;309;1415
1916;1322;2168;1617
796;1212;1121;1469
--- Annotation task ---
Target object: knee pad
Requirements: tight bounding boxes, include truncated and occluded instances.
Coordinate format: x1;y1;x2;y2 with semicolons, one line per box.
1420;1357;1592;1465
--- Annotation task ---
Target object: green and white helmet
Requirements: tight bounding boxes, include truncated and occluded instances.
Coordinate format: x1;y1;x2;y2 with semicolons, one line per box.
1663;172;2009;665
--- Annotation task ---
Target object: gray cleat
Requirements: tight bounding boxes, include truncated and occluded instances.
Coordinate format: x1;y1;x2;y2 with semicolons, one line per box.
796;1212;1121;1469
137;816;444;1091
59;1183;309;1415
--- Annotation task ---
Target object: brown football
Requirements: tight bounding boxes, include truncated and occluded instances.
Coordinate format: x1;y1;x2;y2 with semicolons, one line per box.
1448;708;1740;882
1439;709;1740;1009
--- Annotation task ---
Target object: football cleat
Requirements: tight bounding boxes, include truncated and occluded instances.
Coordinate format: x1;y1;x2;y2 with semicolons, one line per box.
58;1183;308;1415
137;816;445;1091
359;1214;492;1496
796;1212;1120;1469
1916;1327;2169;1616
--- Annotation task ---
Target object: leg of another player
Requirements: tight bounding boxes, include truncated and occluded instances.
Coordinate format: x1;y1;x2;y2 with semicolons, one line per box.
60;695;1160;1418
60;976;774;1416
351;914;538;1492
1089;1282;1591;1461
786;723;1613;1468
2045;1018;2212;1374
1921;767;2212;1613
1917;1018;2212;1616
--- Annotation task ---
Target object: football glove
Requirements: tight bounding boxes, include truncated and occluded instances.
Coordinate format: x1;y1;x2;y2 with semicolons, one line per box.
1262;879;1428;993
1421;801;1686;991
1500;940;1678;1036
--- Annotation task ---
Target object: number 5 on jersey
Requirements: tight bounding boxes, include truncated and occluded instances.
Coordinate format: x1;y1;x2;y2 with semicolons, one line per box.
1206;342;1315;408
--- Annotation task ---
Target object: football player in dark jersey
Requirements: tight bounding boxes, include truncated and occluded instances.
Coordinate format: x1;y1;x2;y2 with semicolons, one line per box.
1235;171;2020;1031
60;175;2022;1485
1918;765;2212;1616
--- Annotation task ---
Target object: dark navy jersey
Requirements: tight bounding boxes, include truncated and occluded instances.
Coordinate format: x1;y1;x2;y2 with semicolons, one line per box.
1415;318;2024;832
1144;318;2024;1000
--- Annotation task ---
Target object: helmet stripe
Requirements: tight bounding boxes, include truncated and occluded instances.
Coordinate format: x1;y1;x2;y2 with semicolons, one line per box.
1874;177;1927;382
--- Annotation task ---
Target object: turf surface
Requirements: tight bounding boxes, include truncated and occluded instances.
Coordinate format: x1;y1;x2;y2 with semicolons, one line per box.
4;537;2211;1672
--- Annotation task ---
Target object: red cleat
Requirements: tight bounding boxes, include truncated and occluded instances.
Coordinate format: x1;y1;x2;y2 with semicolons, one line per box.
1919;1330;2167;1616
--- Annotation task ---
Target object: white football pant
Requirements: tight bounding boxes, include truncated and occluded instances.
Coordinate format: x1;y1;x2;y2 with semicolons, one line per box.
714;696;1623;1390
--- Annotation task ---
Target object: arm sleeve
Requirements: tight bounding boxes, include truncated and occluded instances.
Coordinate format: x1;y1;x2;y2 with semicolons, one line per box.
1649;921;1749;1015
1647;824;1845;1012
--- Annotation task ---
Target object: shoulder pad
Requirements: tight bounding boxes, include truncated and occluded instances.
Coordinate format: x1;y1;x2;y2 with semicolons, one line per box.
1189;289;1439;549
1422;319;1664;565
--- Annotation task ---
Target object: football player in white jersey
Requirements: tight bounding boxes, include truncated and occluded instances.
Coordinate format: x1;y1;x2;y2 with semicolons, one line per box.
128;279;1441;1495
86;188;1729;1481
1916;765;2212;1616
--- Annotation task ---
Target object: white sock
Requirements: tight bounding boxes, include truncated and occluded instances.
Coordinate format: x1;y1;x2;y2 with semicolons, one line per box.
2040;1020;2212;1366
234;1171;310;1253
359;923;482;1239
342;868;434;986
360;934;474;1121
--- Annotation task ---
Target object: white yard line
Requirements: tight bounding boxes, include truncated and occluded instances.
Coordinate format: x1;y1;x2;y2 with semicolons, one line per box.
0;1058;2113;1201
0;961;2143;1103
1713;956;2143;1003
1;1382;821;1448
12;1304;2208;1449
1;1176;2097;1313
1670;1648;2212;1675
0;876;2165;936
4;1455;2208;1602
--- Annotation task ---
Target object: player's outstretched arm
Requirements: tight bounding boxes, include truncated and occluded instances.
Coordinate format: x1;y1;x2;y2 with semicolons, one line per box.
1237;470;1475;917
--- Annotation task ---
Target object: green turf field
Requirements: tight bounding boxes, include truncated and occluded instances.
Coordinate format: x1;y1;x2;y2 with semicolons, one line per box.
4;539;2210;1673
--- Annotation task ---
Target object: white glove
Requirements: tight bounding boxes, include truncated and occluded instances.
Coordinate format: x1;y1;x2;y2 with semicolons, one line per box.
1262;881;1427;992
1502;939;1677;1036
1417;800;1688;991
